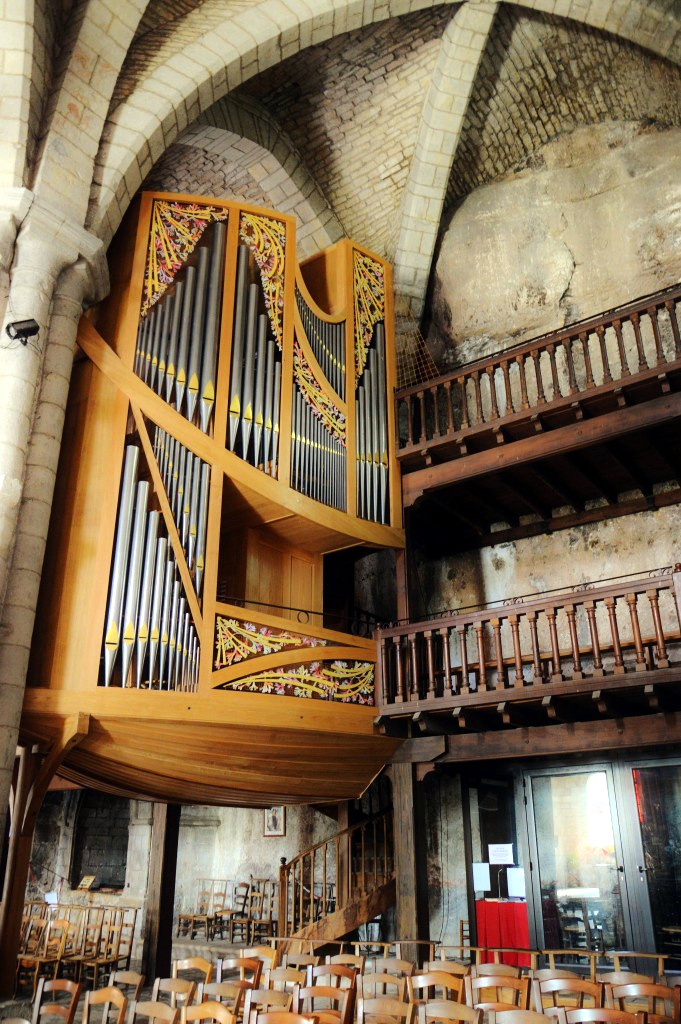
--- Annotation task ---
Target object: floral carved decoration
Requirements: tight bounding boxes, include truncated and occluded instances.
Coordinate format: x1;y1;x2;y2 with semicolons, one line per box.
293;340;346;445
240;212;286;350
142;200;228;316
214;616;326;670
214;659;375;704
353;250;385;380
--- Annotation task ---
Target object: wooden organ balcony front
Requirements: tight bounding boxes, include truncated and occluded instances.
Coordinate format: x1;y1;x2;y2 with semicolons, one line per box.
21;193;404;806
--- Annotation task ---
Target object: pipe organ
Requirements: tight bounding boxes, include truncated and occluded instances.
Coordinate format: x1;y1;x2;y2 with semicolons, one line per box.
22;194;403;806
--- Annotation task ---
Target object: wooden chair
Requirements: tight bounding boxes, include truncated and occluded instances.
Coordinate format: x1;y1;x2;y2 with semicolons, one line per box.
532;979;604;1016
489;1012;556;1024
32;978;82;1024
607;983;680;1024
177;887;213;941
19;919;71;997
374;961;415;979
82;923;124;989
197;982;248;1017
244;948;279;972
358;974;407;1000
109;971;146;1006
254;1014;317;1024
282;956;320;971
425;965;470;980
250;886;276;945
62;915;104;981
356;996;416;1024
83;986;128;1024
151;979;197;1009
173;959;213;985
532;973;582;985
181;1002;234;1024
293;984;352;1024
597;976;655;988
221;885;250;942
471;965;521;979
464;975;530;1013
217;958;263;987
326;954;366;975
563;1011;642;1024
408;973;464;1005
127;1001;180;1024
417;1002;482;1024
306;965;357;990
242;987;291;1024
264;968;306;993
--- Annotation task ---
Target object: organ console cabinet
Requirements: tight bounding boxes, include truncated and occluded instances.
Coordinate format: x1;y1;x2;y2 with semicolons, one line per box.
22;193;404;806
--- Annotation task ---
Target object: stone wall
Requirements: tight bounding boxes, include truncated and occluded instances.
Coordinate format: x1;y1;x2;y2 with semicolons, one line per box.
430;123;681;364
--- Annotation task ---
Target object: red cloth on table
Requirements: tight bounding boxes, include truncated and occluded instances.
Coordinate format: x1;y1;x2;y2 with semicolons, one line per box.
475;899;530;966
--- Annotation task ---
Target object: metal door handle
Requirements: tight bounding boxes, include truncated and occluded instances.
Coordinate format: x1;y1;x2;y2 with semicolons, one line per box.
638;865;648;873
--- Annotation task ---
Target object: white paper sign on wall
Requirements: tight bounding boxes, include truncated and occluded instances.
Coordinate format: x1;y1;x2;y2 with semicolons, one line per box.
488;843;514;864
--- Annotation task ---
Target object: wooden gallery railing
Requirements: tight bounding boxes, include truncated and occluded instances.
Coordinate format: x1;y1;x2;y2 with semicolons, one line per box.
376;566;681;710
396;284;681;457
277;809;393;936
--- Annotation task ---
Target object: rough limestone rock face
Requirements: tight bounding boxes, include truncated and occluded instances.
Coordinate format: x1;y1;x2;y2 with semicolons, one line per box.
431;123;681;366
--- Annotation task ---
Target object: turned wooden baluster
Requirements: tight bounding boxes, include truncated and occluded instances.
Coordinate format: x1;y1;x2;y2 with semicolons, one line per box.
405;395;415;446
393;635;405;702
564;603;584;680
459;376;470;429
530;350;546;404
630;311;649;371
613;318;630;377
444;380;455;435
501;359;513;416
458;625;470;694
547;342;561;400
379;636;391;703
409;632;420;696
430;385;441;438
562;338;578;394
604;596;626;674
626;592;647;672
491;618;505;689
526;610;543;684
472;370;483;424
648;305;665;366
474;623;487;691
646;588;670;668
424;629;436;697
580;331;595;388
440;626;454;694
309;848;315;925
546;608;564;681
516;355;530;409
584;600;604;678
417;390;427;444
596;324;612;383
664;298;681;357
487;366;500;419
508;614;524;686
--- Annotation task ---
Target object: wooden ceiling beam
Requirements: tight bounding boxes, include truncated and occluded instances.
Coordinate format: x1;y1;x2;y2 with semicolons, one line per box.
523;464;584;511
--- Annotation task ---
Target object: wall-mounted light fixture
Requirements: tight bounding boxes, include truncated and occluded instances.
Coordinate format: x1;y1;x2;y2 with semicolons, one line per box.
6;318;40;344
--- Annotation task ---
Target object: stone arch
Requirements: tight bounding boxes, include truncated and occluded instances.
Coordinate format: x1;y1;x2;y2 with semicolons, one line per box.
88;0;681;246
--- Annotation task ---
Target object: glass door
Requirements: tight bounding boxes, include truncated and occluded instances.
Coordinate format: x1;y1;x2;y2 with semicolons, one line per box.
524;767;631;957
617;762;681;968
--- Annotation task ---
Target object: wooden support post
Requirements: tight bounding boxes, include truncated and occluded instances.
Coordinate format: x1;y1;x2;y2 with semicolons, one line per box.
336;801;350;912
392;761;429;965
142;802;180;980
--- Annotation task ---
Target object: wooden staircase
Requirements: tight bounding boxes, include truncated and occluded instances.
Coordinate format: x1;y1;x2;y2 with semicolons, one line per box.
277;809;395;945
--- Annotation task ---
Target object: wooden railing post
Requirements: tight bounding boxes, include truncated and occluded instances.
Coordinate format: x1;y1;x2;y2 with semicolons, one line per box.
278;857;289;938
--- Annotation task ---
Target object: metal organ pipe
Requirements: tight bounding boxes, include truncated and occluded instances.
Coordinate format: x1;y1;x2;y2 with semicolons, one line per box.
200;221;227;433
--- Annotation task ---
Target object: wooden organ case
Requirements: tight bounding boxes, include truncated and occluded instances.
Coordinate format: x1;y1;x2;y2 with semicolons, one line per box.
23;194;404;806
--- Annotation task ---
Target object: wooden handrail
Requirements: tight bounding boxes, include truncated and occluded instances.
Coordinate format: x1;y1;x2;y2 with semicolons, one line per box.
277;808;393;937
395;282;681;454
376;564;681;709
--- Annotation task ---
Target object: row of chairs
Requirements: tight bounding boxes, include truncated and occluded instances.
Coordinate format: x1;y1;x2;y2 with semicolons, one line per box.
16;906;138;996
177;881;277;944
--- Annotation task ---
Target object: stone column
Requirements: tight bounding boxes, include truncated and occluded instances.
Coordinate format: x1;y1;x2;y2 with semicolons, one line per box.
0;208;107;854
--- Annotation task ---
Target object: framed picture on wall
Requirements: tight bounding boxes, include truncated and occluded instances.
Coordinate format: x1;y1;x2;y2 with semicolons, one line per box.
264;806;286;837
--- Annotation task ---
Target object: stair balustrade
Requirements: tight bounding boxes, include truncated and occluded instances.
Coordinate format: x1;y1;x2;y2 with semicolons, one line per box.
376;564;681;710
278;809;393;938
396;284;681;462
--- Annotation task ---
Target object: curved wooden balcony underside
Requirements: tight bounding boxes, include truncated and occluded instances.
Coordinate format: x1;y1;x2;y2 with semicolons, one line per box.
20;688;401;806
